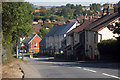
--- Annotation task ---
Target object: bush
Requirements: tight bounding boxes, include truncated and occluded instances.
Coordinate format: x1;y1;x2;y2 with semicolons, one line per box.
97;39;119;61
2;45;14;65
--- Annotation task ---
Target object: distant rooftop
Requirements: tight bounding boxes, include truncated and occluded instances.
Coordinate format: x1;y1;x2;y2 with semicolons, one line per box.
45;22;76;37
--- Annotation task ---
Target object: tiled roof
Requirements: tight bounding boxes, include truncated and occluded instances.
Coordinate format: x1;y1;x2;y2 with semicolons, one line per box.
23;34;36;44
45;22;76;37
67;19;96;35
85;12;119;31
73;19;96;33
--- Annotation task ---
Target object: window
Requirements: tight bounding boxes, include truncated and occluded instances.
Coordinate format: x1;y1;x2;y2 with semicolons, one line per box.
34;42;37;47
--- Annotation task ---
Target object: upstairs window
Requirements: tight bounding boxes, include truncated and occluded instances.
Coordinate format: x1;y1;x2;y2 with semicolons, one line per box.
34;42;37;47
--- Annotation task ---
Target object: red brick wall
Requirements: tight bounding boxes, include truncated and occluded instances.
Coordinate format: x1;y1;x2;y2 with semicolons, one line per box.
28;35;41;53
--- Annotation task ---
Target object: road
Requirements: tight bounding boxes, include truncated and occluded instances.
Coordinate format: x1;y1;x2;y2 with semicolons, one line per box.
20;56;120;79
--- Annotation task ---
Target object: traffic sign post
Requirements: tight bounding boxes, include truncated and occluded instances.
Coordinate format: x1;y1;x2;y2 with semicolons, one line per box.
20;43;25;60
20;43;25;47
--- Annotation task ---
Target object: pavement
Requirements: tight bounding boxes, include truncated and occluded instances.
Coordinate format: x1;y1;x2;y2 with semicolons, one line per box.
20;56;120;79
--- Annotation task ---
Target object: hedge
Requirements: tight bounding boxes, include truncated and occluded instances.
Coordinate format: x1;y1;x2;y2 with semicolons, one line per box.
97;39;119;61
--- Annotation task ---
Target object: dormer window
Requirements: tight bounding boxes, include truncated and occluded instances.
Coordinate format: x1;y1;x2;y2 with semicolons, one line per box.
34;42;37;47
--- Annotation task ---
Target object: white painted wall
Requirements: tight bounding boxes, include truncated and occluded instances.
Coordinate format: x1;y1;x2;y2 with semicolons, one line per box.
67;22;77;33
45;22;77;50
98;27;118;42
98;18;120;42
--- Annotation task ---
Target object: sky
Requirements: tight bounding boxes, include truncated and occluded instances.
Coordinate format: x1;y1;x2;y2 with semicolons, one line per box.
25;0;120;6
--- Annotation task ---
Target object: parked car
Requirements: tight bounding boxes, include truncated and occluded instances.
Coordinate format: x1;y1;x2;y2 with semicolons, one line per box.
33;53;38;57
18;53;22;59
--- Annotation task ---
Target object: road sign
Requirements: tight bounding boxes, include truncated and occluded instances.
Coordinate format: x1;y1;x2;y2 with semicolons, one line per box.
31;49;33;52
20;43;25;47
18;49;20;53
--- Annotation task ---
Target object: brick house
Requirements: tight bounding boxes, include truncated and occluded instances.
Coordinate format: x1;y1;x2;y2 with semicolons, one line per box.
22;33;41;53
34;10;40;13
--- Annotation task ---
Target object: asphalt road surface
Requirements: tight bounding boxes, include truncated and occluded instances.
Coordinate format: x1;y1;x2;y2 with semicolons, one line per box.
20;56;120;79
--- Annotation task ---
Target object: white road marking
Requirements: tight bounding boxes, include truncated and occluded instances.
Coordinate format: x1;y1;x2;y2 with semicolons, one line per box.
75;67;82;69
83;68;97;73
102;73;120;79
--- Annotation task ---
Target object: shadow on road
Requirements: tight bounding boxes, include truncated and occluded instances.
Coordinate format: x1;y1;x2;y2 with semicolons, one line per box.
33;56;120;70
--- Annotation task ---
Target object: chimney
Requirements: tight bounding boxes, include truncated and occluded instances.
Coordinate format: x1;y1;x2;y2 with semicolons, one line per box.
103;9;108;16
84;14;89;20
108;4;114;14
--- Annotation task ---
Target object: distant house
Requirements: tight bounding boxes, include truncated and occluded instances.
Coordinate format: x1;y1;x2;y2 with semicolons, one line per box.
52;22;65;26
76;15;84;23
55;8;58;12
44;19;51;23
38;19;43;25
22;33;41;53
66;19;80;26
52;20;57;23
40;22;77;55
32;21;38;25
32;24;42;33
34;10;40;13
82;7;90;11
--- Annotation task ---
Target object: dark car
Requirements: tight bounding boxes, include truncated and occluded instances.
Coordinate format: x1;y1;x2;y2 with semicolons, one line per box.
33;53;38;57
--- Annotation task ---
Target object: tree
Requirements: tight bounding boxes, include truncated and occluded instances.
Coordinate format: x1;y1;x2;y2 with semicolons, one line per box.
51;7;55;14
2;2;33;58
38;28;50;38
103;3;109;9
90;3;101;11
50;15;64;22
61;7;74;19
40;6;47;16
108;20;120;37
107;1;120;39
43;23;54;29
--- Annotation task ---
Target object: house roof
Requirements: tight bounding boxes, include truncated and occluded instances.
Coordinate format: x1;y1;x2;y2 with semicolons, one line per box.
85;12;119;31
23;34;36;44
73;19;96;33
67;19;96;35
23;34;41;44
45;22;76;37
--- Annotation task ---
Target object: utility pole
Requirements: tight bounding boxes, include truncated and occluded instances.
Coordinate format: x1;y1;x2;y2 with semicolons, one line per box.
16;23;19;58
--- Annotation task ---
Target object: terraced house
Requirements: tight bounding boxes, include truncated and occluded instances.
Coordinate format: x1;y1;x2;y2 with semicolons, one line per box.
62;5;119;60
40;22;77;55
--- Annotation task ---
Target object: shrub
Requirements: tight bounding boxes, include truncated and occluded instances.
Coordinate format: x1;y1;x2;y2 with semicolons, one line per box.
97;39;119;61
